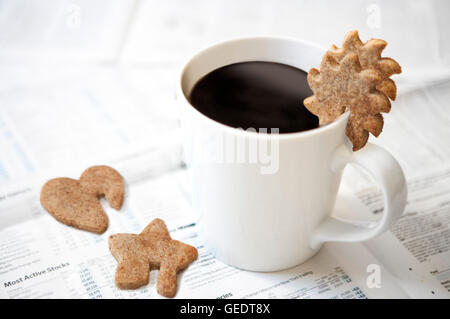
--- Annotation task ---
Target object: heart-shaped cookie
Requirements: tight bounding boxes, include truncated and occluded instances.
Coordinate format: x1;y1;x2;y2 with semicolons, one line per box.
40;166;124;234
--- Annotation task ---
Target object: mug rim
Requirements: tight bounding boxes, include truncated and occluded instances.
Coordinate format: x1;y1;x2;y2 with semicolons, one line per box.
177;36;350;141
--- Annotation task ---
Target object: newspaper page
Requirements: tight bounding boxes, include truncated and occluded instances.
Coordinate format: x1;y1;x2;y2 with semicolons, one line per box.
0;62;448;300
0;68;409;299
334;79;450;298
354;168;450;297
0;167;408;299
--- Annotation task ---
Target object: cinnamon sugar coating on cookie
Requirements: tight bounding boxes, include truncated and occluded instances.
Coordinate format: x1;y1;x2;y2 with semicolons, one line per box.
109;218;198;297
40;165;124;233
80;165;124;209
328;30;401;101
304;30;401;151
41;178;109;234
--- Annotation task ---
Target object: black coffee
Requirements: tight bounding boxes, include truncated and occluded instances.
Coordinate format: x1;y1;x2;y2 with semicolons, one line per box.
189;61;318;133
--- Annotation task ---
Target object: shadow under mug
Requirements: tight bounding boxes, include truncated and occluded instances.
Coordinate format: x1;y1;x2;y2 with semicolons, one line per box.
177;37;407;272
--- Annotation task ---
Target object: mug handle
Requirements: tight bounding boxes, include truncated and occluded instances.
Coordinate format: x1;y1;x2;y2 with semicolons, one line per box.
309;142;407;250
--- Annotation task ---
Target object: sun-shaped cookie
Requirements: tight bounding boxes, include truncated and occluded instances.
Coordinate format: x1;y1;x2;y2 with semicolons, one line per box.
328;30;401;101
304;31;401;151
304;53;391;151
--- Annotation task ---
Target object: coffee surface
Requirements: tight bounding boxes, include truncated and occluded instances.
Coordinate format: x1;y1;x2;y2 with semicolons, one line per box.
189;61;319;133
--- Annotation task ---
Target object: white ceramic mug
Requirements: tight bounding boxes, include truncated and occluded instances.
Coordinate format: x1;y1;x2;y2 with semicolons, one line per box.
177;37;407;272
